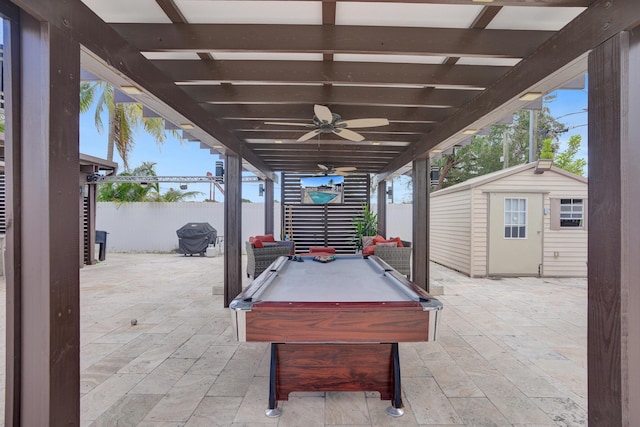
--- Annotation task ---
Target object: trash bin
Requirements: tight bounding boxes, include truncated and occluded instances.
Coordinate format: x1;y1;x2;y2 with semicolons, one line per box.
176;223;217;256
95;230;107;261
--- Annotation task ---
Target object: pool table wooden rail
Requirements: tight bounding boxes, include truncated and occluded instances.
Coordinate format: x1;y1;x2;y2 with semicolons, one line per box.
244;303;430;342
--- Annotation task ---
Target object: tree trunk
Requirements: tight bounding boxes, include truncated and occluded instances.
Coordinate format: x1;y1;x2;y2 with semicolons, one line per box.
436;154;456;190
106;108;115;163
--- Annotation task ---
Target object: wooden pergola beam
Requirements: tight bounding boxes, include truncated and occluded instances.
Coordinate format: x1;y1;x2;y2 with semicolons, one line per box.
183;85;478;108
205;104;455;122
111;24;553;58
154;60;509;89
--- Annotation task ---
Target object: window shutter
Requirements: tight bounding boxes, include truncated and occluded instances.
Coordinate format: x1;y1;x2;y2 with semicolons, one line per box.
550;198;560;230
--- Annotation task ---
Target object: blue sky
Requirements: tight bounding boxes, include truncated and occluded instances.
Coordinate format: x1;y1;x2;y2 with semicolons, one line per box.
79;86;589;203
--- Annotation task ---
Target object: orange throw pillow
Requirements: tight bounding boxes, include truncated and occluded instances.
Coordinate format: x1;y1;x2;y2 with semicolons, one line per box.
362;245;376;256
390;237;404;247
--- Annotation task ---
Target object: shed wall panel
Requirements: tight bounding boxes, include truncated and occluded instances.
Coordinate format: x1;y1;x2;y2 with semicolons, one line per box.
430;189;472;275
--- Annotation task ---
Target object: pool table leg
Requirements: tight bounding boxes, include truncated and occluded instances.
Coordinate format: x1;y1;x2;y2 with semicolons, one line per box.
265;343;282;417
387;343;405;417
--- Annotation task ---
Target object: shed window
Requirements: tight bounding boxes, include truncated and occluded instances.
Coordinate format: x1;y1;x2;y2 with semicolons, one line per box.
504;198;527;239
560;198;584;227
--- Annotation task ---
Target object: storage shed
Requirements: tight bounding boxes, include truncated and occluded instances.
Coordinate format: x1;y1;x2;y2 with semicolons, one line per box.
430;162;587;278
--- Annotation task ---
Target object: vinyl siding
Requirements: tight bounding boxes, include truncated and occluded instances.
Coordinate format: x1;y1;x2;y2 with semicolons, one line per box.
430;166;587;277
470;189;488;277
430;189;472;275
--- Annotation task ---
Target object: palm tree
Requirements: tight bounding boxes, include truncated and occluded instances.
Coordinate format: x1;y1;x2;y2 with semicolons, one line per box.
80;82;174;170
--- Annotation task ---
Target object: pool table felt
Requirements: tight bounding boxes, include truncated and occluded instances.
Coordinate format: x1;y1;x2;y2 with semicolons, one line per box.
254;256;413;303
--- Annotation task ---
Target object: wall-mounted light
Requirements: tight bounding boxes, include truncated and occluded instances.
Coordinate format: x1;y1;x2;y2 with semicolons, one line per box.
259;184;265;197
534;158;553;174
519;92;543;101
120;85;143;95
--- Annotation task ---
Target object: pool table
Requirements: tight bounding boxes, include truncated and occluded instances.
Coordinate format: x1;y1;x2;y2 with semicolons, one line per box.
229;254;442;417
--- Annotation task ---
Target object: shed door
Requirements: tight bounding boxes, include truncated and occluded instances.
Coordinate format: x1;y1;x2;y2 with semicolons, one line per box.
488;193;543;276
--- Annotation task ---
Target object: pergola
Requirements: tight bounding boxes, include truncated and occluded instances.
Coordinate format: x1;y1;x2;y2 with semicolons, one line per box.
1;0;639;425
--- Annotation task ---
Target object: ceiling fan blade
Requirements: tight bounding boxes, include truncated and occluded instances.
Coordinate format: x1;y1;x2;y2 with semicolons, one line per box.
335;166;357;172
317;164;329;171
337;118;389;129
264;122;313;127
297;129;321;142
314;104;333;124
335;171;350;176
333;128;365;142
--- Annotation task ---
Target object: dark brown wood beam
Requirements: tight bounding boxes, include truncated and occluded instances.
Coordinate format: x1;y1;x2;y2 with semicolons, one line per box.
204;104;456;122
380;0;640;176
3;10;22;425
9;0;275;179
588;30;640;427
251;143;405;153
154;0;214;61
227;119;435;134
11;14;81;425
183;85;479;107
155;0;187;22
258;151;397;161
111;24;553;58
156;60;508;89
224;154;243;307
236;130;419;142
412;159;429;290
245;0;589;5
264;179;275;235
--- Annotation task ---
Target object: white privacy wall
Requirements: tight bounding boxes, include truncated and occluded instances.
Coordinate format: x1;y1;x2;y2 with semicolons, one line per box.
96;202;414;252
96;202;281;252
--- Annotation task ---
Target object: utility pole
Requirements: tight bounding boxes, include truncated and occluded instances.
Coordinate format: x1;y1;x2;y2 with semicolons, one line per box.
528;110;538;162
502;129;509;169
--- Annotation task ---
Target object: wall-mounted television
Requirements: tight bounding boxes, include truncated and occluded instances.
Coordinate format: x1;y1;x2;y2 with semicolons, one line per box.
300;175;344;205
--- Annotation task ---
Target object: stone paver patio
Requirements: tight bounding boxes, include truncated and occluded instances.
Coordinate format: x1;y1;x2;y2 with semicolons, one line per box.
0;252;587;426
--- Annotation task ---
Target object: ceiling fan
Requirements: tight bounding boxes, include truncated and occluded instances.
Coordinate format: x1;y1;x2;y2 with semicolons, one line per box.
265;104;389;142
315;163;357;176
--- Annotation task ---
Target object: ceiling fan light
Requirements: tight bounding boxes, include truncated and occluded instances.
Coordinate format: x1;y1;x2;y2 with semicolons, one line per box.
519;92;543;101
120;85;143;95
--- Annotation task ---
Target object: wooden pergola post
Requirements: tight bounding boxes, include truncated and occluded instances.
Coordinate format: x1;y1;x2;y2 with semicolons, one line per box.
4;10;81;425
376;180;387;238
412;159;429;291
587;30;640;426
224;153;243;307
264;178;274;236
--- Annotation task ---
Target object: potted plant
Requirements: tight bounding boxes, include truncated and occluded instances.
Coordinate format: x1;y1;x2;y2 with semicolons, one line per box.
352;203;378;251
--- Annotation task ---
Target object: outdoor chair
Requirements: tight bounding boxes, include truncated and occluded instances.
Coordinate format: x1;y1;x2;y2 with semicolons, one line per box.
374;243;412;278
246;241;290;278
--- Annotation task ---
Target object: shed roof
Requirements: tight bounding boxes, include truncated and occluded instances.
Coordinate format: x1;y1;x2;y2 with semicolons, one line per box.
431;162;588;197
